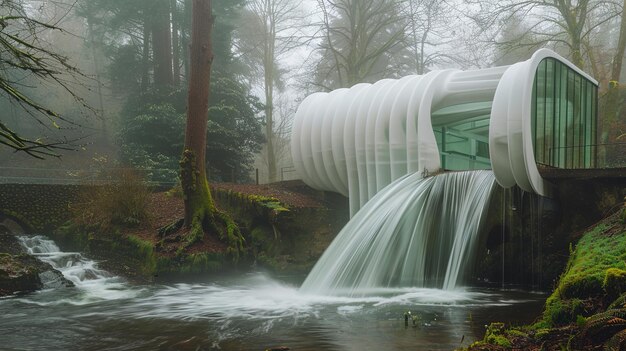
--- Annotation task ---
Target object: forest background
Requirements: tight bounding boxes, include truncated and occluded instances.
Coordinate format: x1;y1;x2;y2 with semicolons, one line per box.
1;0;624;185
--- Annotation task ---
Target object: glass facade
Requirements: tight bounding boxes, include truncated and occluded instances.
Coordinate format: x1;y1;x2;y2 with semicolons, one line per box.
431;98;493;171
531;58;597;169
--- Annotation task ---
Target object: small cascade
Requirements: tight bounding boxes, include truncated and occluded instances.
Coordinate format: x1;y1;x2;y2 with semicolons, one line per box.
18;235;132;300
300;170;496;296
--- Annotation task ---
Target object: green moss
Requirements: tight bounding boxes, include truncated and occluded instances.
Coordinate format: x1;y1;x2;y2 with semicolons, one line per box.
506;329;528;338
556;224;626;299
250;225;278;256
156;252;225;274
485;334;511;348
184;253;223;273
247;194;289;213
126;235;157;274
186;209;207;246
214;210;244;259
214;189;289;214
536;220;626;328
179;150;245;260
604;268;626;299
541;297;584;327
52;222;91;251
180;149;202;198
576;314;587;328
534;328;550;339
483;322;511;348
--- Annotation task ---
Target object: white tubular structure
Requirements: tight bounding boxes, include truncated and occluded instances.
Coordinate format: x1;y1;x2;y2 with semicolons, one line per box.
291;49;598;216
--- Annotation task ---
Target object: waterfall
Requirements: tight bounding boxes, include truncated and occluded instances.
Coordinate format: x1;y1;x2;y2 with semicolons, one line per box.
18;235;132;300
300;170;496;296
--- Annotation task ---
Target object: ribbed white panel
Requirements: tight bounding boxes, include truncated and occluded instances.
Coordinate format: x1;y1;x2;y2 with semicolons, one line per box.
374;76;416;192
388;76;422;181
344;84;373;215
366;80;398;200
356;80;394;208
321;89;349;194
332;84;368;196
293;93;323;189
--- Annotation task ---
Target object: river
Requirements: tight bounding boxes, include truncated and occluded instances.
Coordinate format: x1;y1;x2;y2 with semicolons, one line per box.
0;235;545;350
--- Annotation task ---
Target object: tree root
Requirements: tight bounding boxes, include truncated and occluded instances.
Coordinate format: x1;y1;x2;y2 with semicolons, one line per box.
214;210;245;260
158;218;184;237
158;209;245;261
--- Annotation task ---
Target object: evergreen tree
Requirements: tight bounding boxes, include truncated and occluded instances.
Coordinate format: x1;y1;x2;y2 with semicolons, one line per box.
79;0;264;182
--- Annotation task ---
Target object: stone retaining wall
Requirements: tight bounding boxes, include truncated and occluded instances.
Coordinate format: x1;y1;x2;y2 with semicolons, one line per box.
0;184;91;232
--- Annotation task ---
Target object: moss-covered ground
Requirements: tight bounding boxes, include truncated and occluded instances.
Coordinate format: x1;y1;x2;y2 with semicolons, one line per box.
464;210;626;351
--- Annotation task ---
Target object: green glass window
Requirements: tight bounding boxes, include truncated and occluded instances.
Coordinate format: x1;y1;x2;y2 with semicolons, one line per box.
531;58;597;169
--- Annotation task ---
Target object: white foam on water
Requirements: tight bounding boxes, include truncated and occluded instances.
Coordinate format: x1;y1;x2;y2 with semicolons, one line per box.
18;235;142;303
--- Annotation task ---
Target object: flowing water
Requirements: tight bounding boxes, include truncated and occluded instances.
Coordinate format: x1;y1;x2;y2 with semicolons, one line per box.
1;234;544;350
302;171;496;295
1;171;545;350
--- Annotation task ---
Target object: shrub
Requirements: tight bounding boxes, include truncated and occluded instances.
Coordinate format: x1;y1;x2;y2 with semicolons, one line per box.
71;168;150;230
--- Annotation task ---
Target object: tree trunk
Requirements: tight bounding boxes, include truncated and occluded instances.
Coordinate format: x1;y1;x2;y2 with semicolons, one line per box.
87;18;107;144
264;74;277;183
182;0;215;230
179;0;243;256
171;0;181;86
181;0;192;83
603;0;626;142
141;11;151;92
571;36;585;70
610;0;626;85
264;2;277;183
152;0;174;87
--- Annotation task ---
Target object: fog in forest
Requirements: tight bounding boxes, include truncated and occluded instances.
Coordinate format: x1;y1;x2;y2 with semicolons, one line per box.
1;0;624;183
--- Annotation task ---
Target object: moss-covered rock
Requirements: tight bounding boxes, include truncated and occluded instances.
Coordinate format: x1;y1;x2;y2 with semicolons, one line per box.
604;268;626;300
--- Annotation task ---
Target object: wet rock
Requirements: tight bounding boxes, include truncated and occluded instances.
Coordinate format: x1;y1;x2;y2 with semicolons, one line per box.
0;227;26;255
39;269;74;289
0;231;73;297
0;253;41;296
